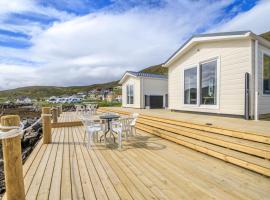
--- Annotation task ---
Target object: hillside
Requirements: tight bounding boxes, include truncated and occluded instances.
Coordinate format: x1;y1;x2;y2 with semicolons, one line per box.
261;31;270;41
140;64;167;75
0;81;119;99
0;64;166;99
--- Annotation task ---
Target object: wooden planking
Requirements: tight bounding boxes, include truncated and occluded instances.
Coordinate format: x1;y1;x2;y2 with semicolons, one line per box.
75;126;134;200
136;123;270;176
136;130;270;200
137;118;270;159
73;127;97;200
4;111;270;200
77;131;109;200
60;127;72;200
69;126;84;200
139;114;270;144
52;121;83;128
98;107;270;144
48;128;65;200
36;128;62;200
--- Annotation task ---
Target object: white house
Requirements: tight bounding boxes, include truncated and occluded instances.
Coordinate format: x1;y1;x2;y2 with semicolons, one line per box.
16;97;32;104
119;71;168;109
163;31;270;119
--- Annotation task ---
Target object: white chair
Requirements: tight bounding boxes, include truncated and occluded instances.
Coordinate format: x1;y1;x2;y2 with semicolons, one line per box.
75;105;85;115
81;118;103;148
112;118;131;149
130;113;139;135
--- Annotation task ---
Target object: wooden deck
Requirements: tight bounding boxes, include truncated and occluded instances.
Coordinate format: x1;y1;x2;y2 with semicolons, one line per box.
104;107;270;136
7;112;270;200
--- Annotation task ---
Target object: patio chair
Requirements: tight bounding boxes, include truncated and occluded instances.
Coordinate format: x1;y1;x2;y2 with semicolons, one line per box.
81;118;103;148
130;113;139;135
112;118;131;149
75;105;85;115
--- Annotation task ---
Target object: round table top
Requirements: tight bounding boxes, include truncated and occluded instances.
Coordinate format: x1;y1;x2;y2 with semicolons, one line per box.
99;114;120;120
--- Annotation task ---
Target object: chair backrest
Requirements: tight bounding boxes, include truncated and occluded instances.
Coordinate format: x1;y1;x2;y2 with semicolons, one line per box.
114;118;132;131
130;113;139;126
75;104;85;112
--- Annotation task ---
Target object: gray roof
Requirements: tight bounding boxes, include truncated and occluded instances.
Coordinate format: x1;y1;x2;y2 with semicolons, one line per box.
164;31;251;65
126;71;167;79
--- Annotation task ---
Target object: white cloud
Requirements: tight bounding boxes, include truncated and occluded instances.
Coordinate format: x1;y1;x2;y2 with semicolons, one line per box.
211;0;270;34
0;0;269;90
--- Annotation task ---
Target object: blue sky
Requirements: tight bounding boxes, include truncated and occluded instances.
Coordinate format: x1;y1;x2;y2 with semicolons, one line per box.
0;0;269;90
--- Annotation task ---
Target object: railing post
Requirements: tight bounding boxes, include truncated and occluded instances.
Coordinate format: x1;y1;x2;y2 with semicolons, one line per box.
42;107;52;144
52;107;58;123
59;105;63;114
1;115;25;200
57;106;60;117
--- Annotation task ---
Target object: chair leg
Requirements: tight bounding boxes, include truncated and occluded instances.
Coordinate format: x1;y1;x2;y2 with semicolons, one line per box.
87;132;93;148
118;131;122;150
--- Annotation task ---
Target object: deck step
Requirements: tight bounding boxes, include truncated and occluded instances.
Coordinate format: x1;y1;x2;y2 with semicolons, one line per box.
99;107;270;144
136;123;270;177
137;118;270;159
98;108;270;176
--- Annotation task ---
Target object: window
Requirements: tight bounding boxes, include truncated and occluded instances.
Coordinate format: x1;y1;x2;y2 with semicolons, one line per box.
126;84;134;104
200;60;217;105
263;54;270;95
184;67;197;104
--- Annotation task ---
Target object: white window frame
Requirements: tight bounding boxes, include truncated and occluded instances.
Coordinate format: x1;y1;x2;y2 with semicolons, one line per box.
182;64;199;107
262;51;270;96
182;56;220;109
126;84;134;104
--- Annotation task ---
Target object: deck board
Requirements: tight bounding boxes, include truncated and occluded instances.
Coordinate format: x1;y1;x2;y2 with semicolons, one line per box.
15;112;270;200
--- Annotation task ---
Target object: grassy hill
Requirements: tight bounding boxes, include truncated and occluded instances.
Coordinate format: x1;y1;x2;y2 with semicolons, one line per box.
0;64;166;99
261;31;270;41
140;64;167;75
0;81;119;99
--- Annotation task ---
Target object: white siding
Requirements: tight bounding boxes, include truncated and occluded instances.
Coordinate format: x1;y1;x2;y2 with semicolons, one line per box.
258;43;270;115
142;78;168;107
122;76;141;108
168;39;252;115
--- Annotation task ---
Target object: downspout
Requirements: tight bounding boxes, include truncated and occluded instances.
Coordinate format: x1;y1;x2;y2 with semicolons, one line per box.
254;39;259;121
141;77;144;109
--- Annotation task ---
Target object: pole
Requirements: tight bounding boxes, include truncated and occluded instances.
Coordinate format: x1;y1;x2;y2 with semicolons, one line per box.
42;107;52;144
1;115;25;200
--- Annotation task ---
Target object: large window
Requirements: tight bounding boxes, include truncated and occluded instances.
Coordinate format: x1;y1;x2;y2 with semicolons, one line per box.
263;54;270;95
183;59;218;106
184;67;197;104
200;60;217;105
126;84;134;104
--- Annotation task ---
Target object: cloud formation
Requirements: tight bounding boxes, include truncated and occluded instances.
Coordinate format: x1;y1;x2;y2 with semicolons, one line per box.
0;0;269;90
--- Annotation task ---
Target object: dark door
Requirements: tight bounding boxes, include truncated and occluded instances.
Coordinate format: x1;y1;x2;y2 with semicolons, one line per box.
150;95;163;108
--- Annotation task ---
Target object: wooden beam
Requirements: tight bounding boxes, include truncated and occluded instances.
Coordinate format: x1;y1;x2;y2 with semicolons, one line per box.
1;115;25;200
42;107;52;144
52;121;83;128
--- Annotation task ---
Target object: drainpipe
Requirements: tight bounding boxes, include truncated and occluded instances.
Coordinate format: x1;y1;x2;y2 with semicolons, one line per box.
254;40;259;121
141;77;144;109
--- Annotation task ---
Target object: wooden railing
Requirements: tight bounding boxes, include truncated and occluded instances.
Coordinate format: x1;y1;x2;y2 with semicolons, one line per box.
0;105;76;200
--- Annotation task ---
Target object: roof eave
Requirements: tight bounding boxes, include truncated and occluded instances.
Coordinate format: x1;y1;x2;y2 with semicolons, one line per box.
163;32;252;68
119;72;137;84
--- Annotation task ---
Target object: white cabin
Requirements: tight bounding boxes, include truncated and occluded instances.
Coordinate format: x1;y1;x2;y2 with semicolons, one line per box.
119;71;168;109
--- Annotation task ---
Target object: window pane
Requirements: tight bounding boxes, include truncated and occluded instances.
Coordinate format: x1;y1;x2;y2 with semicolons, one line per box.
130;85;134;104
126;85;130;104
200;60;217;105
263;54;270;94
184;67;197;104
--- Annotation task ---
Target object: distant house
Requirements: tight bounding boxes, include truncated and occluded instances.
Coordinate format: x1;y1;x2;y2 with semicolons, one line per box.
119;71;168;109
16;97;32;104
106;92;114;102
115;95;122;102
163;31;270;119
